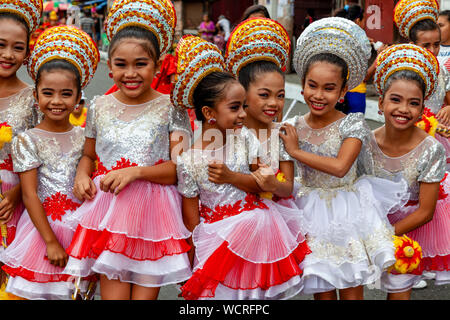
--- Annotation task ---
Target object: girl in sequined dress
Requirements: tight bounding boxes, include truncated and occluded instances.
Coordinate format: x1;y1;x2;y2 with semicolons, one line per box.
224;18;298;210
0;0;42;261
370;44;450;300
63;0;192;300
281;18;409;300
0;26;99;300
174;36;310;300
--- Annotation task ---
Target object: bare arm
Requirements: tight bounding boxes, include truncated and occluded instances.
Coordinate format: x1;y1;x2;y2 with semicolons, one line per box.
181;196;200;267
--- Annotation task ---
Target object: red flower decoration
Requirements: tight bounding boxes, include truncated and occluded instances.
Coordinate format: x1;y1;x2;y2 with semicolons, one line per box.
42;192;80;221
111;158;138;171
438;173;448;200
0;154;13;172
91;157;164;179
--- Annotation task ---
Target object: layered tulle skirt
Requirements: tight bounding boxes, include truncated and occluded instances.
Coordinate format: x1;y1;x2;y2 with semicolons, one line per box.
293;176;409;294
64;177;192;288
0;170;24;249
0;204;93;300
180;199;311;300
379;174;450;291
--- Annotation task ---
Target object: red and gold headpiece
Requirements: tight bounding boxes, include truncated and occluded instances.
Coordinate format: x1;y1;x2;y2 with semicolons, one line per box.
0;0;43;33
374;43;439;100
171;35;226;110
105;0;176;56
225;18;291;76
394;0;439;39
28;26;99;89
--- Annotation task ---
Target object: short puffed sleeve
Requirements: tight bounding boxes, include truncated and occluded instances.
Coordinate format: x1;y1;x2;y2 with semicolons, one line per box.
242;126;260;165
417;139;446;183
84;100;97;139
11;131;41;172
169;103;193;138
176;151;199;198
339;112;370;143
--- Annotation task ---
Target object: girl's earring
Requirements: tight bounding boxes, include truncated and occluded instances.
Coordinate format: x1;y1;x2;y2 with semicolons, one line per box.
300;90;304;95
207;118;217;125
378;110;384;115
338;97;345;103
108;72;113;78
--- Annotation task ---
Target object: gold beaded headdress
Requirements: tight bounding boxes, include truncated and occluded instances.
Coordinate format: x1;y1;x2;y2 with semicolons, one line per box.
171;35;226;110
373;43;439;99
394;0;439;39
293;17;371;90
105;0;176;56
28;26;99;89
0;0;43;33
225;17;291;76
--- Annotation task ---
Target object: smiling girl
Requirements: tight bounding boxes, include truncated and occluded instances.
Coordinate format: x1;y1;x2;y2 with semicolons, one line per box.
0;26;99;300
174;35;310;300
63;0;192;300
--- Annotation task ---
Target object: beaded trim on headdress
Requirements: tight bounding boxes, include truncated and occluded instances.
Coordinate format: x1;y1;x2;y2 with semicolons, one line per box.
293;17;371;91
28;26;99;89
225;17;291;76
0;0;43;33
171;35;226;110
373;43;439;100
105;0;176;56
394;0;439;39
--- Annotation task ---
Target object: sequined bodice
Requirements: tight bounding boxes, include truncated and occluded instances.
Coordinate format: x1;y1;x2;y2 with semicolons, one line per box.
11;127;85;202
177;127;260;211
257;123;292;172
0;87;38;167
85;94;192;169
368;132;446;201
285;112;370;190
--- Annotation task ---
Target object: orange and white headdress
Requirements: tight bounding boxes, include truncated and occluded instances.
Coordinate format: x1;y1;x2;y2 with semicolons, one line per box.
394;0;439;39
171;35;226;110
28;26;99;89
0;0;43;33
373;43;439;100
105;0;176;56
225;17;291;77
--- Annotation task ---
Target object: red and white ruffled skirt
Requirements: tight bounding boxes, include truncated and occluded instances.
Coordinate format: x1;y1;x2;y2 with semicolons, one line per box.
180;195;311;300
381;173;450;290
64;176;192;288
0;168;25;249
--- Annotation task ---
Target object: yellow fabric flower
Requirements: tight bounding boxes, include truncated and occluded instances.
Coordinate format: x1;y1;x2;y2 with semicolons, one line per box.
389;235;422;274
258;171;287;200
415;108;439;137
69;107;87;127
0;123;13;149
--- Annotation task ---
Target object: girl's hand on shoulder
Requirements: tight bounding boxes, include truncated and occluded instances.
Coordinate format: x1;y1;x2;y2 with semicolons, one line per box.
279;124;300;156
99;167;139;195
45;240;68;268
73;173;97;201
208;160;234;185
0;187;21;224
436;105;450;127
251;164;277;193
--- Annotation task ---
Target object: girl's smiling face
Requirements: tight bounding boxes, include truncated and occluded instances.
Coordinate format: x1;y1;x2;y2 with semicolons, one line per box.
302;61;347;117
379;79;424;131
0;18;28;79
244;71;285;125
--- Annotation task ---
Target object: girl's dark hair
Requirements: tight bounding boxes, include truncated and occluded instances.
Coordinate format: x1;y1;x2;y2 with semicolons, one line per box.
303;53;348;88
238;60;284;90
240;5;270;22
108;25;160;62
409;19;440;42
440;10;450;22
382;69;426;101
334;4;364;22
0;12;31;54
193;71;237;121
35;59;82;95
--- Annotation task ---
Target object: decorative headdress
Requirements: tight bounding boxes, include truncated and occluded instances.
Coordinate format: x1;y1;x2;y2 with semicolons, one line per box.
225;17;291;76
28;26;99;89
171;35;226;110
0;0;43;33
293;17;371;90
394;0;439;39
373;43;439;100
105;0;176;56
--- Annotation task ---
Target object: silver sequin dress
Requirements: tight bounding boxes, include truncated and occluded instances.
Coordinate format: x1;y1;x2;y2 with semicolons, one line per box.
177;127;311;300
367;132;450;291
0;86;39;250
64;94;192;287
284;112;409;294
1;127;84;300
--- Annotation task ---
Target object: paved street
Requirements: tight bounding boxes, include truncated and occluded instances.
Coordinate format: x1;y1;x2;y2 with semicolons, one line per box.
16;61;450;300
